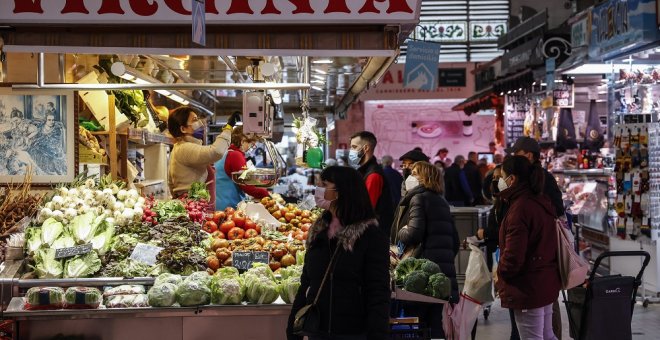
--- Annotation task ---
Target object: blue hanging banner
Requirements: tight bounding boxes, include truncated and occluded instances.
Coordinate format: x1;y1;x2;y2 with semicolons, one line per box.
404;41;440;91
589;0;660;61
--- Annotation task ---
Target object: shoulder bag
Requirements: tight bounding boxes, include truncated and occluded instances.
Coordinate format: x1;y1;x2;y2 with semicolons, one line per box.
293;245;341;336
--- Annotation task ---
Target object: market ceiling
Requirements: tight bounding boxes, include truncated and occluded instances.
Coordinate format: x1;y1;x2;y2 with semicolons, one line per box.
0;0;422;116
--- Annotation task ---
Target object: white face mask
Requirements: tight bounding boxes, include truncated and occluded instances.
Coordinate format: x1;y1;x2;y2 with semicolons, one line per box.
405;175;420;191
348;148;363;169
314;187;336;210
498;176;511;192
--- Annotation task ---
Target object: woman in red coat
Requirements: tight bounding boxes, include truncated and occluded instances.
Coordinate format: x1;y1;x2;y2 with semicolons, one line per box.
496;155;560;340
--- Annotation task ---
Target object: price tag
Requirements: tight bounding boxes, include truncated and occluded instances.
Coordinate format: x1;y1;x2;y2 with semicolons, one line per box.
55;244;93;259
232;251;270;271
130;243;163;266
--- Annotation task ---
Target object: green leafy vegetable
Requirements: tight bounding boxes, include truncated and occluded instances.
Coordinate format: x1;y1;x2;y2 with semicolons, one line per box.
176;279;211;307
279;265;303;281
395;257;425;286
188;182;210;201
245;276;279;304
91;224;115;256
426;273;452;299
64;252;102;278
26;287;65;309
64;287;102;308
41;218;64;245
403;270;429;294
69;212;99;244
33;248;63;279
420;260;441;276
278;277;301;304
26;227;43;254
148;283;178;307
154;273;183;287
215;267;240;280
210;276;244;305
154;201;187;221
51;233;76;250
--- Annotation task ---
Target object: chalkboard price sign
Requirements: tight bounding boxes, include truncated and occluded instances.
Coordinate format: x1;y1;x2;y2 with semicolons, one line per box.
55;244;93;259
232;251;270;271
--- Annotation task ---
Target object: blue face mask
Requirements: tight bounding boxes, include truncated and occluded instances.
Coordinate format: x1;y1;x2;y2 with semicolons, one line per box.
348;148;364;169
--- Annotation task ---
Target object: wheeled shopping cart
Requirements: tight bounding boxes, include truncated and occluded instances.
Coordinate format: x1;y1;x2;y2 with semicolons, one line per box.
563;251;651;340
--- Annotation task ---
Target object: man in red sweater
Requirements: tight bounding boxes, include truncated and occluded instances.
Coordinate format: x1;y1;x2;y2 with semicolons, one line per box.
349;131;394;234
215;126;270;211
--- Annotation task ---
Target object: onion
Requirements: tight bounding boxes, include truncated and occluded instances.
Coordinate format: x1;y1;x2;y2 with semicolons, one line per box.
117;189;128;201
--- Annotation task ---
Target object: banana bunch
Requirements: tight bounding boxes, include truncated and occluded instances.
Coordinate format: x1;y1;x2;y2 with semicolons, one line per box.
79;126;106;156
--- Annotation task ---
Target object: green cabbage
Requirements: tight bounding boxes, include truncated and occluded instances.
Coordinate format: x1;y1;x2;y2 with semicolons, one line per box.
64;252;102;278
243;263;275;284
296;249;306;266
41;218;64;245
26;228;43;254
176;280;211;306
91;224;115;256
148;283;177;307
245;276;279;304
69;212;101;244
51;233;76;250
33;248;63;278
210;276;244;305
278;277;301;304
214;267;240;280
154;273;183;287
279;265;303;281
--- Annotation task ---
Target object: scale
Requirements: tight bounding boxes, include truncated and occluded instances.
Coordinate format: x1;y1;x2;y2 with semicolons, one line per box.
230;90;287;188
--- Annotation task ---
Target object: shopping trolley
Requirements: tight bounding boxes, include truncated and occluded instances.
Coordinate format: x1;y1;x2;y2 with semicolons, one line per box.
563;251;650;340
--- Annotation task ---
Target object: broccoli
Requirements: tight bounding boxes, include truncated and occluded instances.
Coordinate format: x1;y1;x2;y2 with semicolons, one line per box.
403;270;429;294
420;260;441;276
426;273;452;299
395;257;424;286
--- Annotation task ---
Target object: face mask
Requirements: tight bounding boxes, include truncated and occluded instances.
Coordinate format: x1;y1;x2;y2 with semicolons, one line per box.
314;187;335;210
348;148;364;169
498;176;511;193
405;175;420;191
189;120;205;135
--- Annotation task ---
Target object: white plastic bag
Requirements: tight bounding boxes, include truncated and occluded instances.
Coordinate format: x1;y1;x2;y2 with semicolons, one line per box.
463;244;493;304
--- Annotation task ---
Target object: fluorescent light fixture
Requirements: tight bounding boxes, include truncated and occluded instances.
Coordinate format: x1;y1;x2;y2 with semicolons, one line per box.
541;83;548;86
312;74;325;80
312;59;333;64
563;63;616;75
311;80;324;84
312;86;323;91
313;68;327;75
110;61;194;106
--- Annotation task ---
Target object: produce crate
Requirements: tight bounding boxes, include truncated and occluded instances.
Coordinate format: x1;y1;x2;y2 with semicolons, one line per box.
78;144;108;165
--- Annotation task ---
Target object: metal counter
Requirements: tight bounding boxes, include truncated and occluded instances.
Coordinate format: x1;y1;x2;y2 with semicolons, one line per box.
5;298;292;340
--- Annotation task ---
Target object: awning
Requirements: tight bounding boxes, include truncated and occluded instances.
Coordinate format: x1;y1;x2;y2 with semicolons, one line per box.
493;68;534;94
556;47;589;74
452;87;503;115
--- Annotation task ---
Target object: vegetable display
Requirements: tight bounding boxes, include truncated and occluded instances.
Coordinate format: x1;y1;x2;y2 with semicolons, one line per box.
176;276;211;307
147;283;178;307
25;287;65;310
395;257;452;300
64;287;103;309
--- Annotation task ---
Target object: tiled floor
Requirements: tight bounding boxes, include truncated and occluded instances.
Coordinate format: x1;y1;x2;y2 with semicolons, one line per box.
472;298;660;340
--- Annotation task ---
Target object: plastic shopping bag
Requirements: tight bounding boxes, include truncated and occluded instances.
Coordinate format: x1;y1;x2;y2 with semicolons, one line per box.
463;244;493;304
442;293;482;340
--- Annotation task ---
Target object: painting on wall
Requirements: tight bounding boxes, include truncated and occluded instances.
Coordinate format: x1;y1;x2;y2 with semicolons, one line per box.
0;89;75;183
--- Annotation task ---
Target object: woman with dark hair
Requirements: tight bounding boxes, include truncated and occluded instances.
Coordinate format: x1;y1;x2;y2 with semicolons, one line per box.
287;166;390;340
496;156;560;340
395;161;459;338
167;106;234;197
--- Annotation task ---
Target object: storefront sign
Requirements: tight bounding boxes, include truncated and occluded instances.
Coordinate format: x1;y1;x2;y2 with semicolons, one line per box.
416;22;467;42
1;0;422;24
501;38;543;75
439;68;466;87
553;83;575;108
404;41;440;90
589;0;660;60
470;22;508;41
571;16;589;48
362;63;475;100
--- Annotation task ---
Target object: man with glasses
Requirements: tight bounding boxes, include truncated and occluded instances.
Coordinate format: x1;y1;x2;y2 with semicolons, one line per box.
215;126;269;211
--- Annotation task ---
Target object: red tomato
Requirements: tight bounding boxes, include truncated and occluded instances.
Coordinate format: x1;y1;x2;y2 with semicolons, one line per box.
225;207;236;215
204;221;218;233
227;227;245;240
244;219;257;231
244;229;259;239
300;223;311;232
232;212;246;229
212;211;226;225
220;220;235;235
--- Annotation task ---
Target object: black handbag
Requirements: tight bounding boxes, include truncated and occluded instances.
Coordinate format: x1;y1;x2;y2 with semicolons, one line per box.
293;245;341;336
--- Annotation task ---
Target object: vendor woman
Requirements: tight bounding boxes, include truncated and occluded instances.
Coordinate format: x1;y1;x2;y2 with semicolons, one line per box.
215;126;270;210
167;106;234;198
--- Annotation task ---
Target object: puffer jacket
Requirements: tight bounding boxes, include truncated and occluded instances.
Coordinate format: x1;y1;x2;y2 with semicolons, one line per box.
496;184;561;310
286;212;391;340
396;186;460;300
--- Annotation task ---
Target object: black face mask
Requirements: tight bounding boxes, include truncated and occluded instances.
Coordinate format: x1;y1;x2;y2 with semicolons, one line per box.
402;168;412;179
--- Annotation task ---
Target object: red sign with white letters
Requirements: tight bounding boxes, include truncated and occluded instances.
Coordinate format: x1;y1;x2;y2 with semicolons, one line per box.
1;0;421;24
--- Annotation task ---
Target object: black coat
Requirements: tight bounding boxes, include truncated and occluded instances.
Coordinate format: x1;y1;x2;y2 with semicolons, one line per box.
443;164;470;206
464;160;483;205
358;157;394;234
287;214;391;340
396;186;460;300
544;169;566;217
383;165;404;206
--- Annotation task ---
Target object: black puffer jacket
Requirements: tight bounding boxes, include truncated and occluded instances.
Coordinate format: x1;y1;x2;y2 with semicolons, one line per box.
396;186;460;299
287;213;391;340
